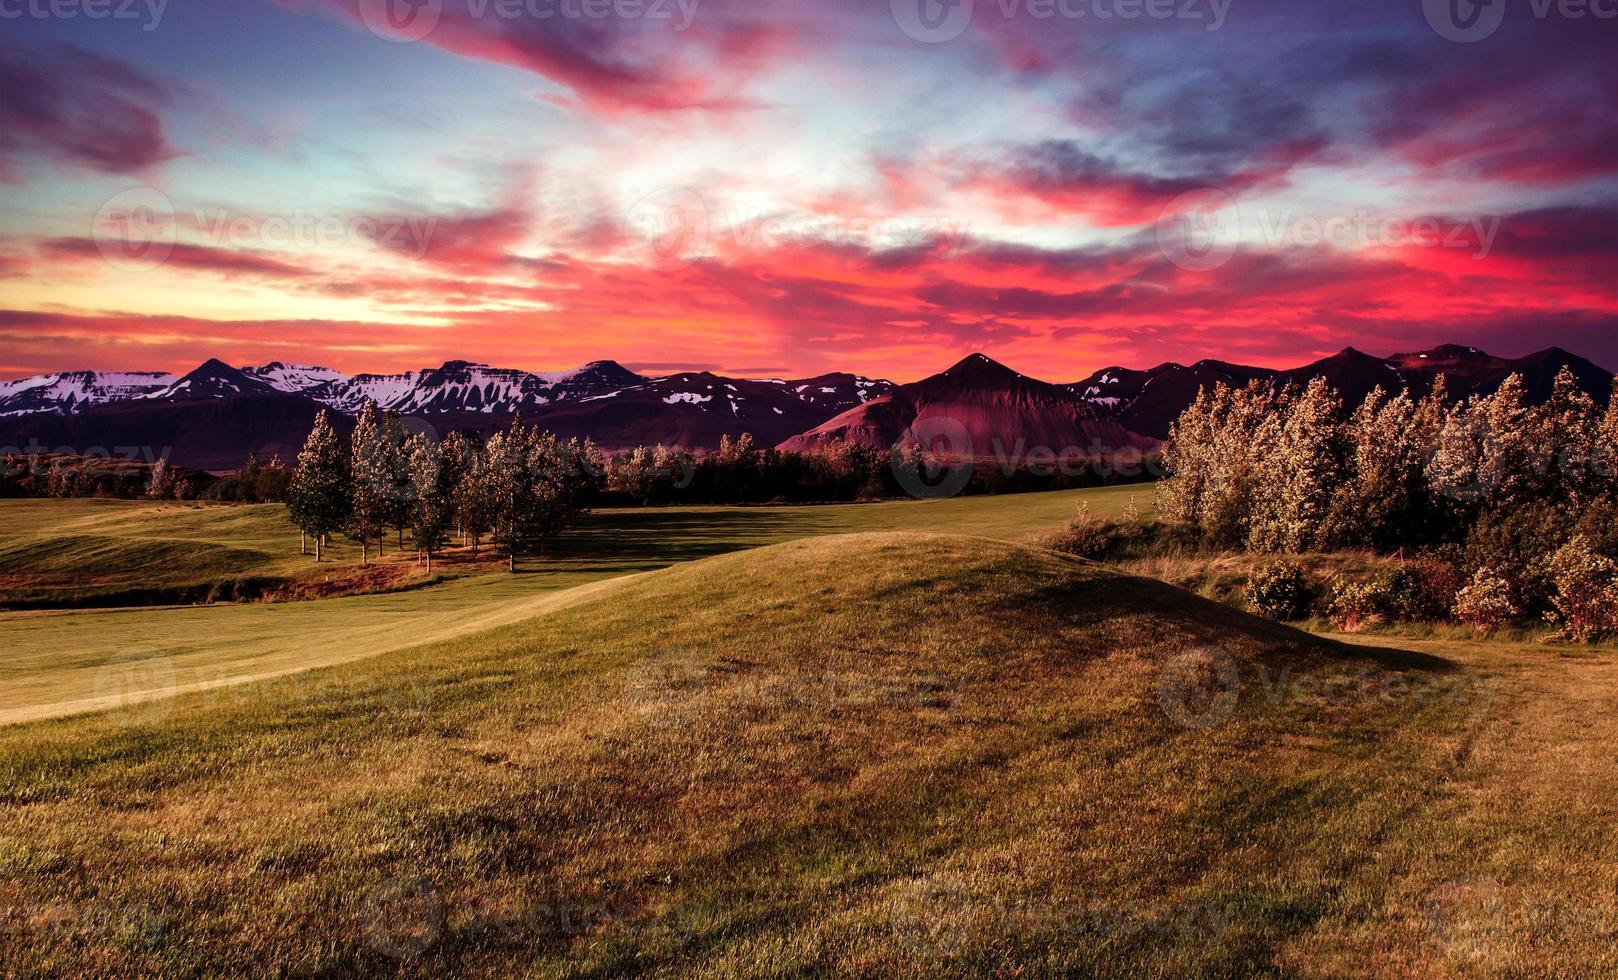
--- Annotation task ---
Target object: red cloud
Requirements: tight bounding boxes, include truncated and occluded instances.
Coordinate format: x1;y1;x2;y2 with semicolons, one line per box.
0;45;178;181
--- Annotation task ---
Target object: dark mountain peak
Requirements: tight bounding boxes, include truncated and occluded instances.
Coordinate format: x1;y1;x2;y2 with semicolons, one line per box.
578;359;639;377
934;353;1026;385
1318;346;1384;365
152;359;280;402
193;357;239;375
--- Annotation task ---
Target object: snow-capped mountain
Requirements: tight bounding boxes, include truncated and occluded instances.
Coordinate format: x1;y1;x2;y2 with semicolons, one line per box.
0;357;894;425
146;359;283;401
0;370;178;417
249;359;650;416
3;346;1607;469
242;363;350;395
533;372;897;449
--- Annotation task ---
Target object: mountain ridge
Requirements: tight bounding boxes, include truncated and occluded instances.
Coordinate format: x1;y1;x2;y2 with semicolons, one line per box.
1;345;1610;468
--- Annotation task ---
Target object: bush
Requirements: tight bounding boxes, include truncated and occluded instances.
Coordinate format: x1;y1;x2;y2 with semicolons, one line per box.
1465;501;1573;618
1246;562;1313;621
1327;577;1388;632
1381;560;1458;623
1453;568;1518;634
1544;535;1618;644
1044;502;1155;560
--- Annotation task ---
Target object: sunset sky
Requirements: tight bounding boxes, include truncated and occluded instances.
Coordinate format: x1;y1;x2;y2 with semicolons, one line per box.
1;0;1615;382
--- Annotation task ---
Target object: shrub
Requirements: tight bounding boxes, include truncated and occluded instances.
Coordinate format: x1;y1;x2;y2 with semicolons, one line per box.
1465;501;1572;618
1246;562;1313;621
1044;503;1123;560
1453;568;1518;634
1543;535;1618;644
1327;577;1388;632
1381;561;1458;623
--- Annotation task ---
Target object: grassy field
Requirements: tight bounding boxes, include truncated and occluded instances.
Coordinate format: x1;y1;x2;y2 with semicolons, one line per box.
4;493;1613;976
0;487;1144;725
9;531;1601;977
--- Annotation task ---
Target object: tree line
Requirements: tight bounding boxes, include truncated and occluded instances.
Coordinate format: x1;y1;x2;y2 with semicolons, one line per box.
286;405;600;571
1157;366;1618;639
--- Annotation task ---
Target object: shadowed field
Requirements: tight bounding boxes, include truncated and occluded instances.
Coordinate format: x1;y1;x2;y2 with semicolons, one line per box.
0;487;1148;724
7;532;1577;977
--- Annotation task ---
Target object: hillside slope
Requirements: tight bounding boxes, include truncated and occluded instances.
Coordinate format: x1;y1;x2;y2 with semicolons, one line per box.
0;533;1485;976
782;354;1156;457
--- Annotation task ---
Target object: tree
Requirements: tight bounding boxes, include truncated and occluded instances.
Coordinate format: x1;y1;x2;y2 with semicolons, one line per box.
1598;378;1618;498
381;412;416;551
237;453;263;503
146;458;175;500
610;445;659;504
1326;384;1441;550
455;442;495;558
287;410;351;562
347;402;389;565
436;432;472;542
482;419;600;572
526;432;600;554
485;423;540;573
1159;380;1273;547
408;436;455;573
1544;535;1618;643
256;454;292;503
1531;366;1599;506
1248;377;1343;554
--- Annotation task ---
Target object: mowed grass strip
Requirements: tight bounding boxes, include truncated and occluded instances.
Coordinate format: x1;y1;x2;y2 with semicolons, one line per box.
0;533;1492;977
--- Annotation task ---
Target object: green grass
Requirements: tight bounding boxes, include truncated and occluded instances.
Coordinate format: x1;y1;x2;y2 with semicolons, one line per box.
0;487;1144;725
0;532;1522;977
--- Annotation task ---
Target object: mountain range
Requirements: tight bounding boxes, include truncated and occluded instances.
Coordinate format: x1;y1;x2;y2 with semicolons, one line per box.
0;346;1609;469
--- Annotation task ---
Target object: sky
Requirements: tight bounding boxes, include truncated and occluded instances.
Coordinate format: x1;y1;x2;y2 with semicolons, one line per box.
1;0;1615;383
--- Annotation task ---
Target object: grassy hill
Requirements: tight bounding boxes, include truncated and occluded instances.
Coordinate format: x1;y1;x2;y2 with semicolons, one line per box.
0;499;361;609
0;533;1496;976
1;486;1151;608
0;488;1149;725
